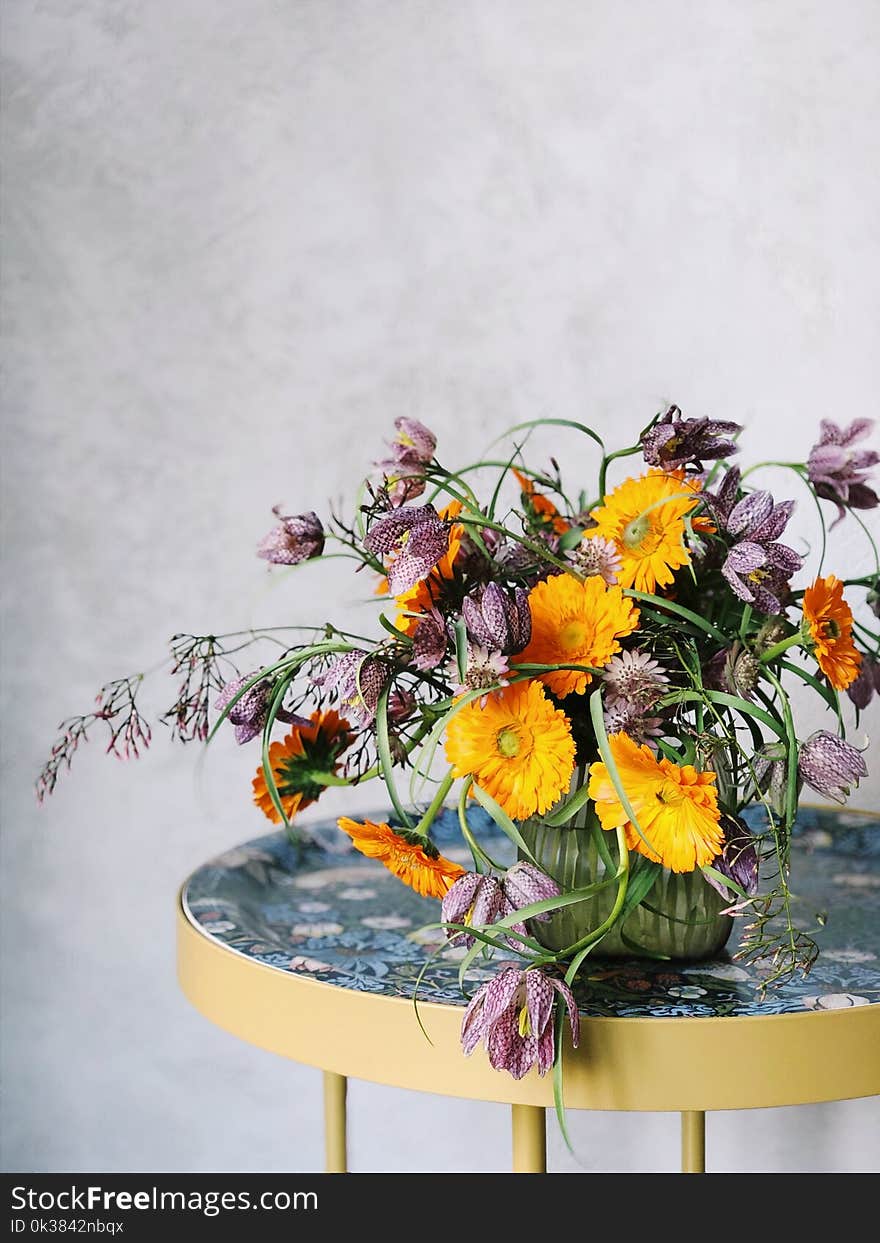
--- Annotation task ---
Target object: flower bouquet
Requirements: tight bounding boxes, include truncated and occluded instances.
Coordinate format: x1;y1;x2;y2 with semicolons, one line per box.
40;409;878;1083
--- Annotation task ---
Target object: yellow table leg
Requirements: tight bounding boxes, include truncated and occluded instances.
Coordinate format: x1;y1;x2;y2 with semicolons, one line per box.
323;1071;348;1173
681;1110;706;1173
511;1104;547;1173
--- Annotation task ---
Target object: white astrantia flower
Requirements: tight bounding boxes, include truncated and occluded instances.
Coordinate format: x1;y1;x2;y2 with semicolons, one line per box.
602;649;669;708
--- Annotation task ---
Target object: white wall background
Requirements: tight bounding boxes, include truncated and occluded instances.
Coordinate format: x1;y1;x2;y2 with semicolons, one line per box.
2;0;879;1172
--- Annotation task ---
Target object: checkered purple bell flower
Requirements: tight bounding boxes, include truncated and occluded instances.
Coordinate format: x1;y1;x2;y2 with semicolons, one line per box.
363;504;452;595
318;651;389;728
807;418;878;526
798;730;868;804
460;964;579;1080
461;583;531;655
257;509;325;565
441;872;505;948
214;674;304;744
641;405;741;472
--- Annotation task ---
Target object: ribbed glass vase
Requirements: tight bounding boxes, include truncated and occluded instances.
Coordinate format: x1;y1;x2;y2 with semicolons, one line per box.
521;767;733;960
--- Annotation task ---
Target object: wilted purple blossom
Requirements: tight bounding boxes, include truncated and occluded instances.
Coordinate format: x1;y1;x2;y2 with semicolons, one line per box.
462;583;532;655
708;467;802;614
318;651;389;727
364;504;451;595
461;965;579;1080
257;509;324;565
847;655;880;710
214;674;303;744
567;534;623;585
750;741;795;817
641;405;742;471
807;419;878;526
705;815;759;904
703;643;761;700
376;418;437;504
603;649;668;708
798;730;868;803
441;872;505;948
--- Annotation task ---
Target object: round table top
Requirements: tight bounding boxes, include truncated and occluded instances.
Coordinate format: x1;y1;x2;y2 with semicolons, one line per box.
177;805;880;1111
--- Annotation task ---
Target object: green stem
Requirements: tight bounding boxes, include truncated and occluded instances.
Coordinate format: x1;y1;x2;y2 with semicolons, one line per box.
759;632;804;664
598;445;642;500
562;823;630;981
413;768;455;837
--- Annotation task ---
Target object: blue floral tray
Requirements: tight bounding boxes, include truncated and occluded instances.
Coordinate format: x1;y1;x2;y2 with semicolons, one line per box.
182;805;880;1018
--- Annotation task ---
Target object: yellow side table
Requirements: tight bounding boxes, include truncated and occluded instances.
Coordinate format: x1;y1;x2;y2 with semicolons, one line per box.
177;807;880;1173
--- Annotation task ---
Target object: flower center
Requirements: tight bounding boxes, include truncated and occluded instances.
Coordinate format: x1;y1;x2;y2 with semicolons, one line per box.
496;726;521;758
821;618;841;640
517;1004;532;1038
622;514;651;549
559;620;588;652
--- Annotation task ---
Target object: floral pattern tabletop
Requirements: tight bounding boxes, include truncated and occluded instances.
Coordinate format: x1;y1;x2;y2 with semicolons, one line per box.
183;805;880;1019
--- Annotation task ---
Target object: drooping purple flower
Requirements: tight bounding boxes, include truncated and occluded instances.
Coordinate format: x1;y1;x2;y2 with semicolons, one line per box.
441;872;505;948
798;730;868;804
364;504;451;595
462;583;532;655
567;534;623;585
708;468;802;614
500;862;561;942
376;418;438;504
807;419;878;526
257;509;324;565
705;814;759;903
387;688;416;723
847;655;880;710
318;651;389;727
214;674;304;744
460;965;579;1080
603;649;669;709
750;741;794;817
411;607;450;671
641;405;742;471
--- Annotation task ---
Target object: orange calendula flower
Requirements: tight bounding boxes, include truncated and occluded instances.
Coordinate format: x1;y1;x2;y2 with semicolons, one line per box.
337;818;465;898
514;468;570;536
588;469;705;593
802;574;862;691
517;573;640;697
444;680;576;820
588;732;724;873
394;500;464;633
252;710;352;824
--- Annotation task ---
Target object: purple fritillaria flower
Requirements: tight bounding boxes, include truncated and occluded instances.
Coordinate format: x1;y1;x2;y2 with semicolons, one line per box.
441;873;505;948
641;405;742;472
318;651;389;727
364;504;452;595
376;418;438;504
705;815;759;904
500;862;561;942
603;698;664;747
807;419;878;526
798;731;868;804
214;674;304;744
462;583;532;655
847;655;880;710
707;467;802;614
703;643;761;701
257;509;324;565
750;741;797;818
461;965;579;1080
411;607;450;671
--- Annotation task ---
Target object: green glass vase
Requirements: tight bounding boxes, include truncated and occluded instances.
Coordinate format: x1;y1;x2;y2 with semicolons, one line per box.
520;771;734;960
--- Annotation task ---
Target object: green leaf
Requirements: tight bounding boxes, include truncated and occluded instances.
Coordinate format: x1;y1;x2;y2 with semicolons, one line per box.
660;688;786;740
623;590;728;643
486;418;605;453
453;618;468;683
700;864;750;902
553;1008;575;1155
375;683;414;829
540;782;594;827
558;526;586;552
470;783;540;866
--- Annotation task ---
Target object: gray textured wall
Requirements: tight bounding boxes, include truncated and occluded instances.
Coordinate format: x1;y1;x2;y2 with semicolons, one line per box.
2;0;879;1172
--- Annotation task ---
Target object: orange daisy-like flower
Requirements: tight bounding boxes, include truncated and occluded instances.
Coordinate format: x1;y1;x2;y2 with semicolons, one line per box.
513;468;570;536
337;818;465;898
517;573;640;697
392;500;464;634
587;732;724;873
802;574;862;691
252;710;352;824
588;469;705;593
444;680;576;820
